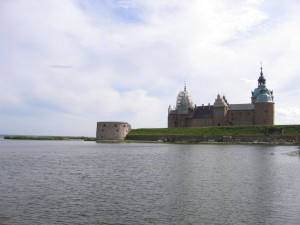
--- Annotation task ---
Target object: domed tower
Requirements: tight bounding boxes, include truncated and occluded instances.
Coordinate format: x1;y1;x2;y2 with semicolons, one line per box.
253;66;275;125
251;66;267;103
168;83;195;127
176;83;195;114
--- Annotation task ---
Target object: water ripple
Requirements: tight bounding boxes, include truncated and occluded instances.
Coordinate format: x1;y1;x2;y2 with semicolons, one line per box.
0;141;300;224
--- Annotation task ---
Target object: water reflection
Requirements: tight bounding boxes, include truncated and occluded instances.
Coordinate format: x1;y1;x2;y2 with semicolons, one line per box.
0;141;299;224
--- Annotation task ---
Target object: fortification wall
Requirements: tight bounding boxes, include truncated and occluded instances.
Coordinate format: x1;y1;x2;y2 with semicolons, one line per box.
96;122;131;141
227;110;254;125
126;135;299;144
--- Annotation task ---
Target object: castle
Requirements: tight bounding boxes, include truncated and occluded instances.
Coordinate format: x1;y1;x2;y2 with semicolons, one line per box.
168;67;274;127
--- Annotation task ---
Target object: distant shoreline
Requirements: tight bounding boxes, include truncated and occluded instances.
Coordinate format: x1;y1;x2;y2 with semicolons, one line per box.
3;135;96;141
3;135;300;146
4;125;300;146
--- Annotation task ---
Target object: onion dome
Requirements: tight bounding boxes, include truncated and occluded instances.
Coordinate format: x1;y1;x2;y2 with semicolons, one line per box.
258;66;266;86
256;87;274;103
176;83;195;114
252;66;266;98
252;65;274;103
252;85;264;99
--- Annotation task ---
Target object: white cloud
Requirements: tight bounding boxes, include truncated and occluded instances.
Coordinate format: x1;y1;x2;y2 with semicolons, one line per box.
276;107;300;125
1;0;300;136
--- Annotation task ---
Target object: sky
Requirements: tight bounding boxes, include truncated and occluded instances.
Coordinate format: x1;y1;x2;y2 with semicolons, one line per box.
1;0;300;136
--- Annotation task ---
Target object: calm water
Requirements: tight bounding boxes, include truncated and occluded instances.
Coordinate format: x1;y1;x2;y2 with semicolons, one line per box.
0;139;300;225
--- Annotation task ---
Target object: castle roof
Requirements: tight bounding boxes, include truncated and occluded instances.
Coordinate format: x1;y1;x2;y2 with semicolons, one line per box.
256;87;274;103
176;84;195;114
258;66;266;86
192;105;213;118
213;94;229;107
252;66;274;103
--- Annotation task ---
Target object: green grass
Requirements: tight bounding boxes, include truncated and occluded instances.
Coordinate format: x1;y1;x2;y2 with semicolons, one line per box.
4;125;300;142
127;125;300;137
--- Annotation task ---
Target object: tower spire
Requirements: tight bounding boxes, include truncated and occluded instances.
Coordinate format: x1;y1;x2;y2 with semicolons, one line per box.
184;81;186;91
258;62;266;86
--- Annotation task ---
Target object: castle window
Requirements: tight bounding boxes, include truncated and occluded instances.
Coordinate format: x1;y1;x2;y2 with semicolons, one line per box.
114;124;117;127
116;130;118;132
103;124;106;127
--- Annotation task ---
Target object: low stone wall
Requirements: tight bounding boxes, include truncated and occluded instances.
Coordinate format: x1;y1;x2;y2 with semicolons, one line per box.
126;135;300;144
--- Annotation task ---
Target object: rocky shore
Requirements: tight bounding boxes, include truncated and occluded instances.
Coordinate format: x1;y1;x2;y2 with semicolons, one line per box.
126;134;300;145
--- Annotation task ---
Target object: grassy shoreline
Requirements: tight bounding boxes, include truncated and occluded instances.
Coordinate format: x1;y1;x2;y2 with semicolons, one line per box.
3;125;300;145
127;125;300;137
126;125;300;145
3;135;96;141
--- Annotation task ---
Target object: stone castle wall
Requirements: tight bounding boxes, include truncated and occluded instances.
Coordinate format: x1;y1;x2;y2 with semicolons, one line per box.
127;134;299;144
254;102;275;125
96;122;131;141
168;104;274;127
227;109;254;126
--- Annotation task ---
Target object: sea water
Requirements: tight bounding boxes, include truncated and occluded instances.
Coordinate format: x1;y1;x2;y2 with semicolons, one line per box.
0;139;300;225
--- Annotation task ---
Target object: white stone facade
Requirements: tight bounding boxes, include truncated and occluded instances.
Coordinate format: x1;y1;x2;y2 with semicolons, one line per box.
96;121;131;141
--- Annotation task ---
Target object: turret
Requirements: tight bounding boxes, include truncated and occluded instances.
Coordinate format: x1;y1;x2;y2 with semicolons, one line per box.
213;94;229;126
168;83;195;127
175;84;195;114
253;66;275;125
251;65;274;103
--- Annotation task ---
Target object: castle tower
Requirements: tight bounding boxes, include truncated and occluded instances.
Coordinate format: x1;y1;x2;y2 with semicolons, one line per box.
168;83;195;127
175;83;195;114
253;66;275;125
96;121;131;141
213;94;229;126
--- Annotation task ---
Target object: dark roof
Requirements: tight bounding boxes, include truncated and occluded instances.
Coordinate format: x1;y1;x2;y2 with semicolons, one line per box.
192;106;213;118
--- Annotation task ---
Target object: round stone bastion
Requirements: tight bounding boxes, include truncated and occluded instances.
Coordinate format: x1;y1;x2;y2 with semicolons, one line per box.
96;121;131;141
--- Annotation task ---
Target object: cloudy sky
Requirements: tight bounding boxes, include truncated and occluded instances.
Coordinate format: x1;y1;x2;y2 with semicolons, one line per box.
1;0;300;136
